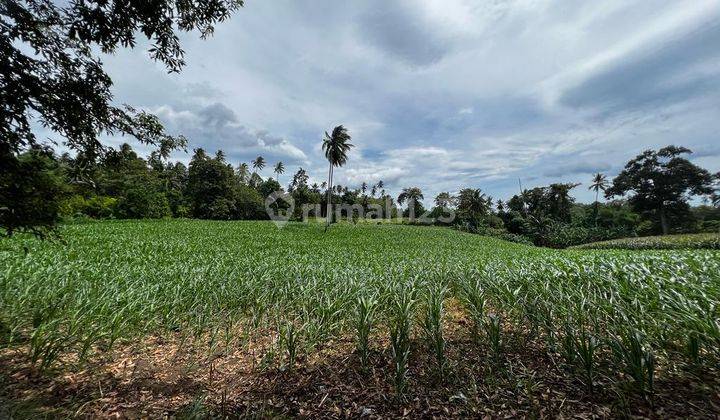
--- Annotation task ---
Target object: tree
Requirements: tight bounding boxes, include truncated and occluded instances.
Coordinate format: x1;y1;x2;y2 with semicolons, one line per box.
322;125;353;227
187;149;236;219
712;172;720;208
1;0;242;236
236;163;250;185
397;187;424;221
252;156;266;174
588;173;609;226
606;146;714;235
547;183;580;223
0;146;65;238
289;168;309;192
434;192;455;208
361;182;368;195
456;188;491;229
274;161;285;184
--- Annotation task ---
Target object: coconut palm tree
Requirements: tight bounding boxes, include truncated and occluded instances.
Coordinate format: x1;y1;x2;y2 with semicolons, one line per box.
322;125;354;227
321;181;327;190
398;187;423;205
274;161;285;184
398;187;424;221
589;173;609;225
457;188;491;215
434;192;455;208
252;156;265;175
371;185;377;197
361;182;367;195
237;163;250;184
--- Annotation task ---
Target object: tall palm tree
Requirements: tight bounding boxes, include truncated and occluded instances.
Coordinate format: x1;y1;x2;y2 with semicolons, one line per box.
361;182;367;195
370;185;377;197
398;187;424;220
457;188;490;215
321;181;327;190
589;173;609;225
274;161;285;184
236;162;250;184
322;125;354;226
434;191;454;208
252;156;266;175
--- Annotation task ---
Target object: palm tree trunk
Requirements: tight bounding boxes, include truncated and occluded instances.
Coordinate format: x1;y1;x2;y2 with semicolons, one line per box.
659;204;669;235
326;163;333;227
594;189;599;227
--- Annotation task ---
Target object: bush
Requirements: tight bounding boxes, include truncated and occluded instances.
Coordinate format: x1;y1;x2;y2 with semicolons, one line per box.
700;220;720;233
61;195;118;219
234;185;266;220
116;189;170;219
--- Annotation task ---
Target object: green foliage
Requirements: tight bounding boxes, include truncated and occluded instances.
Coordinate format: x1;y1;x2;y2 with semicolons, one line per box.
606;146;714;235
2;0;243;235
389;281;417;396
61;195;118;219
354;293;378;370
421;283;448;379
187;149;237;219
234;185;266;220
116;189;171;219
0;147;66;238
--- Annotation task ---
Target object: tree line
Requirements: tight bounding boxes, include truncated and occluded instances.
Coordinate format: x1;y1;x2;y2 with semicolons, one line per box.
3;136;719;248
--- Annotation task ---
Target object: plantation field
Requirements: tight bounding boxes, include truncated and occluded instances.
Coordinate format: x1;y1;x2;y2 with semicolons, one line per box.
571;232;720;250
1;220;719;417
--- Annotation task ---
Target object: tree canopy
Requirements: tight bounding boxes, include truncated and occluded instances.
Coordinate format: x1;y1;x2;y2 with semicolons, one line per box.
1;0;243;236
606;146;714;234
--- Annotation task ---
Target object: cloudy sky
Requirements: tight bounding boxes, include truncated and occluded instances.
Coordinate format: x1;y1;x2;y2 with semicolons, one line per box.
101;0;720;204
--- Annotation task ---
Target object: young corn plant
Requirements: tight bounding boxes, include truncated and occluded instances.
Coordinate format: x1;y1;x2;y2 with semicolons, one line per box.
484;313;502;366
561;321;576;368
574;330;600;394
279;319;302;370
610;329;655;398
421;284;448;380
389;285;416;397
457;277;485;343
354;293;378;371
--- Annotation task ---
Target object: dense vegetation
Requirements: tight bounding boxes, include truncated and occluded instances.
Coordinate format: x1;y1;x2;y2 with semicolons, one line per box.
1;221;719;415
5;143;719;248
1;0;242;237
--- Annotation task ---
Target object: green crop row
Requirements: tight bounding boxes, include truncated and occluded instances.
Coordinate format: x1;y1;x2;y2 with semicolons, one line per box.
1;220;718;399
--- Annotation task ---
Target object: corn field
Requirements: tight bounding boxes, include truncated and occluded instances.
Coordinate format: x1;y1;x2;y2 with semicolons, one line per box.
1;220;719;406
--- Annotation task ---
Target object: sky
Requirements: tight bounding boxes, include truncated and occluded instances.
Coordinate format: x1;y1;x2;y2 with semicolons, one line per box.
99;0;720;205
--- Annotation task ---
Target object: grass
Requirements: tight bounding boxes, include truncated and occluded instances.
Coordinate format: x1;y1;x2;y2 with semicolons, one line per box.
571;232;720;250
1;220;719;416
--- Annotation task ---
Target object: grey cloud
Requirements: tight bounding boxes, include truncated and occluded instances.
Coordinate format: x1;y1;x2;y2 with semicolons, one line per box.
543;161;611;178
183;82;225;100
560;20;720;112
198;103;238;127
155;103;307;164
358;0;449;66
